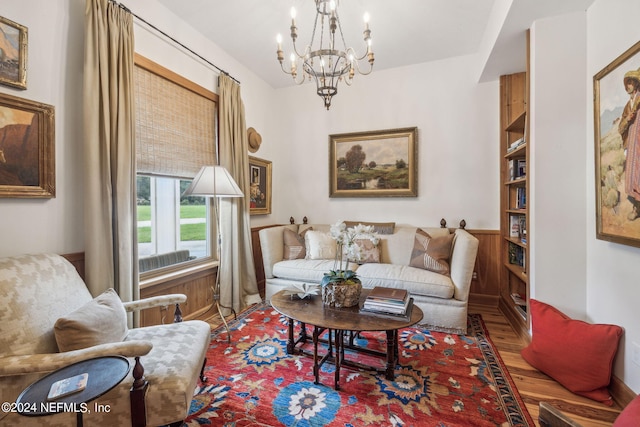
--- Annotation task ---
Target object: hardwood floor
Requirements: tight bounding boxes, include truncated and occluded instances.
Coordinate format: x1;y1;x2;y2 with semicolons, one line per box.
469;303;623;427
206;303;624;426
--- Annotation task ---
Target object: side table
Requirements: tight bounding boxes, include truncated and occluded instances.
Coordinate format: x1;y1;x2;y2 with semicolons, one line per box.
16;356;131;427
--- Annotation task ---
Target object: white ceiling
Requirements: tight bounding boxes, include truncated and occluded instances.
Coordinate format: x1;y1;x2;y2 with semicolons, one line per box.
155;0;595;88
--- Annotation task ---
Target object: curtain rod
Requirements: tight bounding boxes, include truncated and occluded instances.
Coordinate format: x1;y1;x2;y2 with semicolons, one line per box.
112;1;241;85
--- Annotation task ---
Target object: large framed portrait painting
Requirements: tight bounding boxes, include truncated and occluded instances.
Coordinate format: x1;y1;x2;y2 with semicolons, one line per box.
594;40;640;247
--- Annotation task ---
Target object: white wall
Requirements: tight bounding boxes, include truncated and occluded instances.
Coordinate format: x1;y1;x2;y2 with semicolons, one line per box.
529;14;588;317
586;0;640;394
0;0;85;257
268;54;500;230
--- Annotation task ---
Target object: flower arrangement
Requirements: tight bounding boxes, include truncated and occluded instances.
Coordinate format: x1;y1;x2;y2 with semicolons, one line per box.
320;222;379;288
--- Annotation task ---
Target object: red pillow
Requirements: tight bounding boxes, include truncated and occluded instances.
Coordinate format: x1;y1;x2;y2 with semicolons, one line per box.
521;299;623;406
614;394;640;426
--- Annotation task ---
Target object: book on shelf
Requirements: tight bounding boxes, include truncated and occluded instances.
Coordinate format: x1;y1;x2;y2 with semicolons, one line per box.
508;242;525;267
361;298;414;321
517;159;526;177
510;292;526;306
509;215;520;238
515;304;527;320
507;136;526;153
516;187;526;209
47;372;88;401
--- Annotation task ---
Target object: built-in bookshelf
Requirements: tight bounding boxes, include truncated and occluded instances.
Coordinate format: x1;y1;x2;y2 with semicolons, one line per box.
499;69;530;337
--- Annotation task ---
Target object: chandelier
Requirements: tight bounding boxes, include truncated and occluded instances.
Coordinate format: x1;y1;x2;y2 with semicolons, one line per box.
276;0;374;110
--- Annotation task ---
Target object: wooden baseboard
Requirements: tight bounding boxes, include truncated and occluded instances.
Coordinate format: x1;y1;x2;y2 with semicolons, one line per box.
611;374;637;407
469;293;499;307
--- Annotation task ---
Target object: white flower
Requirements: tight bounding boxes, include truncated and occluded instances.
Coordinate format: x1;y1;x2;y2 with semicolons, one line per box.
328;222;378;271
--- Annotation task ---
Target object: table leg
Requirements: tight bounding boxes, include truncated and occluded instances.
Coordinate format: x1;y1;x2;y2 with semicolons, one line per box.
313;326;320;384
334;329;342;390
286;318;294;354
385;330;396;381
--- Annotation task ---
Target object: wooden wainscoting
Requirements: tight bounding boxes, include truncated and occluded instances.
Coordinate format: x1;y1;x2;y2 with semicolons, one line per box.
139;264;217;327
467;229;501;305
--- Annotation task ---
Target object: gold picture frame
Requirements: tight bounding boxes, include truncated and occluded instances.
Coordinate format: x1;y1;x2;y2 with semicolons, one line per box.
594;40;640;247
329;127;417;198
0;15;28;90
0;92;55;198
249;156;272;215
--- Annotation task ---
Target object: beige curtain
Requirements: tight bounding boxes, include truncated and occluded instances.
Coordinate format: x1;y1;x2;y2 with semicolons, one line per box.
218;75;261;313
83;0;138;310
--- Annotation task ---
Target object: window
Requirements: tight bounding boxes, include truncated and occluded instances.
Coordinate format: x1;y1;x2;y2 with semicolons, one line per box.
134;54;219;274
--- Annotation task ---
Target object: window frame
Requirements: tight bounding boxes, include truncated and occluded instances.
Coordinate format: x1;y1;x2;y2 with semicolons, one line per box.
134;54;219;280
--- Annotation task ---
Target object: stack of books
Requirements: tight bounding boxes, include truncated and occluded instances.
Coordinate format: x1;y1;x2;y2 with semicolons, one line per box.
361;286;412;319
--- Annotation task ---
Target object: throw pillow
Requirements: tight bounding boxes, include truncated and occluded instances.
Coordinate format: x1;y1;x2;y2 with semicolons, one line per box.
409;228;454;275
344;221;395;235
54;288;128;352
305;230;337;260
346;239;381;264
521;299;623;406
283;227;312;260
613;394;640;426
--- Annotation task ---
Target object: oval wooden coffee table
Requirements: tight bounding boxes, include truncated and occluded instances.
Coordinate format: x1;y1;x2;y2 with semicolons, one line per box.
271;288;423;390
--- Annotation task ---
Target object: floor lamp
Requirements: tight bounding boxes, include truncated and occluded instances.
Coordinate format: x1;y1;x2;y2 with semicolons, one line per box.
183;165;244;342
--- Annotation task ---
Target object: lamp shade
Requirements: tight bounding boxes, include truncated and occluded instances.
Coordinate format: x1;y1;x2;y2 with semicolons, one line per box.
183;165;244;198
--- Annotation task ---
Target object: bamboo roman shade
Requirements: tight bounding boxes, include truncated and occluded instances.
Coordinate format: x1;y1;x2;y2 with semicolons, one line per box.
134;63;216;178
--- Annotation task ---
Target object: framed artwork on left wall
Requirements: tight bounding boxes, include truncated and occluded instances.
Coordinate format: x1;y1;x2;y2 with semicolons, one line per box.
249;156;271;215
0;15;28;90
0;92;55;198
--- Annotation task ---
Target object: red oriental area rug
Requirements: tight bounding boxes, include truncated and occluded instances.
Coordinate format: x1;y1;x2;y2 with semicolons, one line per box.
182;303;533;426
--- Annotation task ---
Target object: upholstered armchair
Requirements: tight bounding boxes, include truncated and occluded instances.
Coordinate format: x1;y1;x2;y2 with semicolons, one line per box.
0;253;211;426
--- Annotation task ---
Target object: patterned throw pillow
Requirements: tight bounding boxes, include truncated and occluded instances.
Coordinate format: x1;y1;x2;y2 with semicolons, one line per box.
344;221;395;235
346;239;380;264
409;228;454;275
283;227;312;260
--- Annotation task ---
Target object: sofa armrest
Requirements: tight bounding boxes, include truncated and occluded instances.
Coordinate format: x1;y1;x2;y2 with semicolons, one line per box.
449;229;479;301
0;340;153;377
259;225;298;279
122;294;187;312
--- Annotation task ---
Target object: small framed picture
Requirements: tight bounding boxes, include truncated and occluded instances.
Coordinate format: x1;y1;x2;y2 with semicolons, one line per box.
0;16;28;90
0;92;55;198
248;156;272;215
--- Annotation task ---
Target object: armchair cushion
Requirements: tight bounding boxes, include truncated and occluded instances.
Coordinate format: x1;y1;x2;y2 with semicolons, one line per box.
54;288;128;352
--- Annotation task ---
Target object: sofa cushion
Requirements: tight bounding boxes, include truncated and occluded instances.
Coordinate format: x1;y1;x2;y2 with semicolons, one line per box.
521;299;623;406
54;288;128;352
283;227;312;260
273;259;359;283
305;230;337;260
356;263;454;299
344;221;395;234
409;229;454;275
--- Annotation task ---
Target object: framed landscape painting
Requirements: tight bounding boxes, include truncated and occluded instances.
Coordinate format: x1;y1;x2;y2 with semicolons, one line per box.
329;127;417;198
593;40;640;247
0;92;55;198
249;156;271;215
0;16;28;90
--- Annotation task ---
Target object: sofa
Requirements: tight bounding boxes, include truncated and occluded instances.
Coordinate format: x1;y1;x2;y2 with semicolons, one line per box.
259;222;479;334
0;253;211;426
